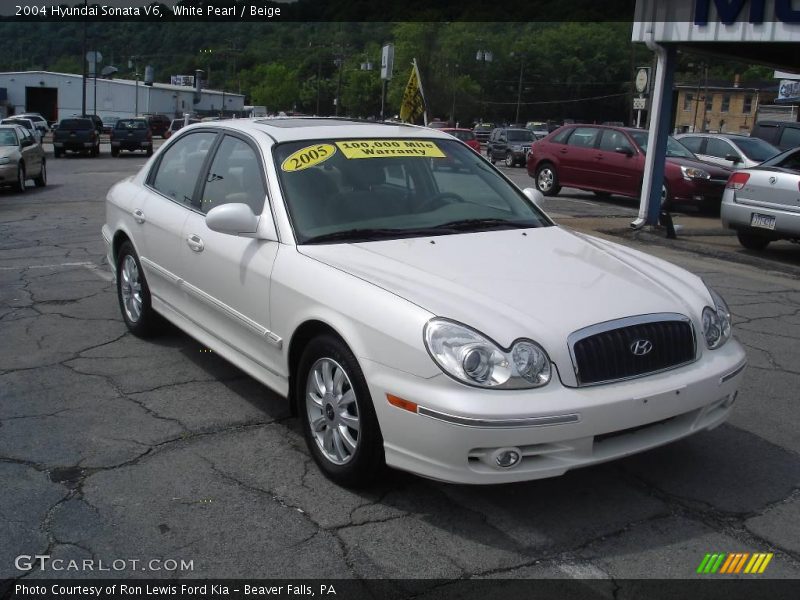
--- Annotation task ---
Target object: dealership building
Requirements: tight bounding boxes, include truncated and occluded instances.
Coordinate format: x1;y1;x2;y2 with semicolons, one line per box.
0;70;244;122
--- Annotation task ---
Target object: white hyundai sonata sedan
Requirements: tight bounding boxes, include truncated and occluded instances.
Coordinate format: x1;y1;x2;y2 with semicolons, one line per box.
103;118;746;487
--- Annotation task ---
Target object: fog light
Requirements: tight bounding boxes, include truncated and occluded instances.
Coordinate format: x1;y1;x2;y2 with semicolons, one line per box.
494;448;521;469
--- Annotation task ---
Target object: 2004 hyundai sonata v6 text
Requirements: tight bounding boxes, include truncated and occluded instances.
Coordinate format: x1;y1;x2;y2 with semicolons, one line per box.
102;118;746;487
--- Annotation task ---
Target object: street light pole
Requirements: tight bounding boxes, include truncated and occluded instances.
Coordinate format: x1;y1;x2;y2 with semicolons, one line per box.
515;56;524;124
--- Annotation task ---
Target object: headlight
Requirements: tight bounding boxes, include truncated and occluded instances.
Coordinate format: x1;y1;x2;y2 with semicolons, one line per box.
702;286;731;349
681;165;711;180
424;318;551;389
0;157;10;165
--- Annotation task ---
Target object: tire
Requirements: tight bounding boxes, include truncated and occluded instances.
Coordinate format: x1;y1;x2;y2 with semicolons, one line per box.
488;149;496;165
296;334;385;488
16;164;26;193
33;159;46;187
111;149;119;157
660;182;671;210
593;191;612;199
53;149;62;158
535;163;561;196
146;147;153;157
505;152;514;168
737;231;771;251
93;145;100;157
116;241;159;337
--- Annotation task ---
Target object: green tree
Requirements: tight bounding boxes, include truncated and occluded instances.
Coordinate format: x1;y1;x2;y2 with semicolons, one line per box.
241;63;300;113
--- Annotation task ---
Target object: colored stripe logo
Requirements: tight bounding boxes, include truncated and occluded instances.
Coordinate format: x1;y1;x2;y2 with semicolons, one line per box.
697;553;773;574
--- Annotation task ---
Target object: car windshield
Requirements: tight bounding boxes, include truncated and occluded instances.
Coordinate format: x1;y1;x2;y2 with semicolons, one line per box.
732;137;780;162
0;129;18;146
116;119;147;130
629;131;697;159
274;138;551;244
507;130;534;142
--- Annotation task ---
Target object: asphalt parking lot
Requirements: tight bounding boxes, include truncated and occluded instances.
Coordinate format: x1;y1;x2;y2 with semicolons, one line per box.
1;145;799;588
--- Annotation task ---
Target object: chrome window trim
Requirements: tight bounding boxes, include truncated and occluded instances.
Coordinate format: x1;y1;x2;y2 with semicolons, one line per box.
566;312;698;388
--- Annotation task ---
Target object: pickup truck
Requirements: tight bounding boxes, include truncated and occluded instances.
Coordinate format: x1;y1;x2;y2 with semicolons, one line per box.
110;118;153;157
53;118;100;157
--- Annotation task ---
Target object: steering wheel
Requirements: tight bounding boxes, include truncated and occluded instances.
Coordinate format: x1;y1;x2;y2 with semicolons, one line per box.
417;191;466;213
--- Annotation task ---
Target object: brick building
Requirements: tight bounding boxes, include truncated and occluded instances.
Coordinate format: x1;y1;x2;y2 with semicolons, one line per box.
673;78;776;134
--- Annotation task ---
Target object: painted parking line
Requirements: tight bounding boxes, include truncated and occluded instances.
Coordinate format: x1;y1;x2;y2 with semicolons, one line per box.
0;260;113;282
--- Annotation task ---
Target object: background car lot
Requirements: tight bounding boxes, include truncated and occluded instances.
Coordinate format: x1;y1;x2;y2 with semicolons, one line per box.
1;149;800;582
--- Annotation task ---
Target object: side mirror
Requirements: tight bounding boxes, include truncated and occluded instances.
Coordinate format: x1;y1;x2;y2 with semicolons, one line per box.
724;154;741;163
522;187;545;209
614;146;634;156
206;203;263;237
20;138;34;147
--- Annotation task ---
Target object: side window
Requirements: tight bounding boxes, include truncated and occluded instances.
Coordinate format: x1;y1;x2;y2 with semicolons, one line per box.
598;130;633;152
779;127;800;150
551;128;573;144
200;135;266;215
776;149;800;172
567;127;600;148
151;132;217;206
705;138;735;159
679;137;704;154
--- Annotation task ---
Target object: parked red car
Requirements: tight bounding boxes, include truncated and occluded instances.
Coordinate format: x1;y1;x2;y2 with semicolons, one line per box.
441;128;481;153
526;125;732;211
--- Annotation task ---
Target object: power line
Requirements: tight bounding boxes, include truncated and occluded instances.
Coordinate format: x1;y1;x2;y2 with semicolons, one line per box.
468;92;629;106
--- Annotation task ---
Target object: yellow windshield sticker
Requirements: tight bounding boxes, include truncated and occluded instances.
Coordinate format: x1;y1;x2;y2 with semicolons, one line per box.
335;139;446;159
281;144;336;172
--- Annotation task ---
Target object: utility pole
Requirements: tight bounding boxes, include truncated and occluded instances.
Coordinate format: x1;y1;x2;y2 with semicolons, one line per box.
81;1;87;116
515;56;524;124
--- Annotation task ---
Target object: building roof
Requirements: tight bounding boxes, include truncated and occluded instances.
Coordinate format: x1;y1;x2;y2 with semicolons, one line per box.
674;79;778;92
0;70;244;98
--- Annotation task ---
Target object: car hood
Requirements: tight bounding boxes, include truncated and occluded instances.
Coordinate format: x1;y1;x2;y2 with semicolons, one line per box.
667;156;732;177
300;226;710;386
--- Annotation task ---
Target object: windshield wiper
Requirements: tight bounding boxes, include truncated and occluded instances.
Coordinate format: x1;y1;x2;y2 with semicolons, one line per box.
430;218;538;232
302;228;417;244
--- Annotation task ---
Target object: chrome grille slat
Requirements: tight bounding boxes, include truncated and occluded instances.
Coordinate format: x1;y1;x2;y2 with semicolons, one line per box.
569;313;697;387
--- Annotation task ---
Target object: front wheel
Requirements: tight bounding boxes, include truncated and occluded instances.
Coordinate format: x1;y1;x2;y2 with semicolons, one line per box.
33;159;46;187
535;163;561;196
737;231;771;251
297;335;385;488
16;164;26;193
505;152;515;168
116;241;159;337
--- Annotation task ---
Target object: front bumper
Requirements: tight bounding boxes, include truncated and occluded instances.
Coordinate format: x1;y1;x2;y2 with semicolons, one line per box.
721;190;800;239
363;339;746;484
670;177;726;204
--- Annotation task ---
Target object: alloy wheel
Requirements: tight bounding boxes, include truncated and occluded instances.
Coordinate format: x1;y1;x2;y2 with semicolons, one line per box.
305;357;360;465
120;254;143;322
537;167;554;192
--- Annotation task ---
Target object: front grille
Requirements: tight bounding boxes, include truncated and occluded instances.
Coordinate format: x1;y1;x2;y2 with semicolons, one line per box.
570;315;696;386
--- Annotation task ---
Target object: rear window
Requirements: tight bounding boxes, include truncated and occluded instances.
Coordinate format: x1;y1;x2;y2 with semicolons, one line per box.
761;147;800;172
450;130;476;142
733;137;780;162
59;119;92;130
507;130;534;142
779;127;800;149
116;119;148;130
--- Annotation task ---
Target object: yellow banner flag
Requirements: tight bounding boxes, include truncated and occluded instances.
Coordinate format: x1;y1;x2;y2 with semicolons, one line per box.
400;60;426;124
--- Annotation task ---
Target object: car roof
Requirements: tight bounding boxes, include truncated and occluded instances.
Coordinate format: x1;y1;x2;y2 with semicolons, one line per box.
195;117;454;143
675;132;750;139
0;124;23;130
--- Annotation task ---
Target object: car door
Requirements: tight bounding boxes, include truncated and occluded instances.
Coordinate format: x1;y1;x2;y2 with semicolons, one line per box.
558;126;602;188
18;127;42;176
493;130;508;160
179;132;282;372
701;137;741;169
137;130;219;312
593;129;641;197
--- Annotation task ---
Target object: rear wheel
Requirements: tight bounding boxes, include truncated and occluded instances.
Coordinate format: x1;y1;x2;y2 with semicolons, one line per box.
111;149;119;157
737;231;771;251
146;147;153;157
535;163;561;196
33;159;46;187
296;335;385;488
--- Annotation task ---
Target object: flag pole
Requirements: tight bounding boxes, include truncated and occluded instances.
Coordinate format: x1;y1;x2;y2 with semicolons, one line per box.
413;58;429;126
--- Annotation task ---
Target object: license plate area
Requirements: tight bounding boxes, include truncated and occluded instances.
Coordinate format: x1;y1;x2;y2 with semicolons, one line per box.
750;213;776;230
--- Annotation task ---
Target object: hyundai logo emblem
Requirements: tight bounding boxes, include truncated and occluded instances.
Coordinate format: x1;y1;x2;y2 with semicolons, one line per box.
769;176;777;185
630;339;653;356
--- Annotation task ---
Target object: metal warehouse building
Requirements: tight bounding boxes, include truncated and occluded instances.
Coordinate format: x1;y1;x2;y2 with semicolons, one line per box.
0;70;244;122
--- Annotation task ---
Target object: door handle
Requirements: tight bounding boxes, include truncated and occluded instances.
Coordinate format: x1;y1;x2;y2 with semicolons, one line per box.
132;209;145;224
595;153;604;159
186;234;204;252
559;148;568;154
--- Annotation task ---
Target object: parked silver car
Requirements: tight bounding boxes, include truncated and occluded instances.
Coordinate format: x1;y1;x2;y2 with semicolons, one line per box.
720;146;800;250
0;124;46;192
675;133;780;170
